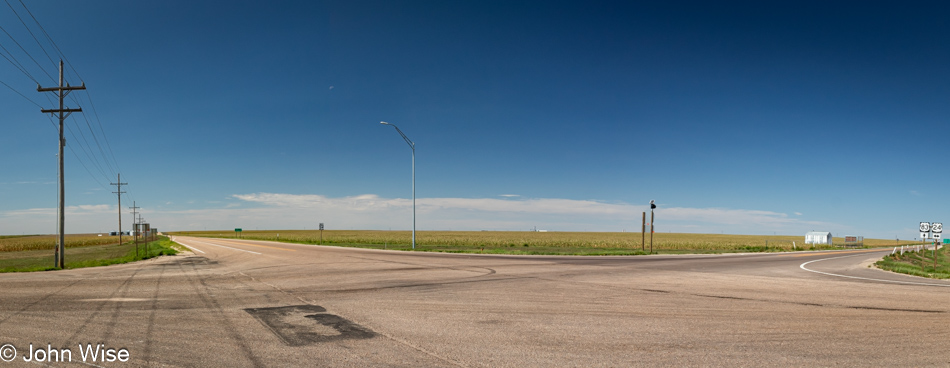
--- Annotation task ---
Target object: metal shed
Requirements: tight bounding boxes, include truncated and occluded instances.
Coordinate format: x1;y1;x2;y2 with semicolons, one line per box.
805;231;832;246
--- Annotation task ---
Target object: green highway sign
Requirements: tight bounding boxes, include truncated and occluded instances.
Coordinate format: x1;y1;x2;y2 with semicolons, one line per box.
235;228;242;232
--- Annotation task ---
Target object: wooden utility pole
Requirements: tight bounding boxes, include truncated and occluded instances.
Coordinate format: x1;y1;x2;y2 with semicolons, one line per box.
37;60;85;269
641;212;645;251
129;202;140;257
111;173;127;246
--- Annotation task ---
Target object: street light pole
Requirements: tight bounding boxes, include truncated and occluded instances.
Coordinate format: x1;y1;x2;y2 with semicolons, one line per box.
381;121;416;250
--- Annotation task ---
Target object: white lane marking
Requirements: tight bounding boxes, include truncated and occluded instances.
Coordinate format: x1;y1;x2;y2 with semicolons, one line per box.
800;254;950;287
176;242;205;254
177;238;261;255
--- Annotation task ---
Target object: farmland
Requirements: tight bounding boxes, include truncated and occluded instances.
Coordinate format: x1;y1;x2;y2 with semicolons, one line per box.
0;233;124;252
169;230;920;255
0;236;179;272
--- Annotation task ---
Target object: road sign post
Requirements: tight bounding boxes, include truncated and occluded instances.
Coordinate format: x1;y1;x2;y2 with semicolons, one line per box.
319;223;324;243
235;228;242;239
932;222;942;272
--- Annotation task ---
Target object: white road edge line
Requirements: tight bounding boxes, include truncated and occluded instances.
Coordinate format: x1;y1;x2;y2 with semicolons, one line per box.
177;242;205;254
176;238;261;255
800;253;950;287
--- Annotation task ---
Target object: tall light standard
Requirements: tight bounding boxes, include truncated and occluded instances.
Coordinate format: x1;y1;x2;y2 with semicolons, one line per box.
649;200;656;254
380;121;415;249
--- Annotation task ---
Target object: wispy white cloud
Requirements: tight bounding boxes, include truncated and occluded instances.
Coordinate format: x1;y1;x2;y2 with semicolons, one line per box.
499;194;520;198
225;193;835;234
0;193;840;236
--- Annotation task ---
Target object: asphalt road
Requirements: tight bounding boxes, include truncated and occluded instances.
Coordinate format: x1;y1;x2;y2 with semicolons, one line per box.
0;236;946;367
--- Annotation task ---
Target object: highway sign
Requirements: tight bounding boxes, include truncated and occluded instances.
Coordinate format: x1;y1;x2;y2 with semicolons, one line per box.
235;228;242;232
920;222;931;232
934;233;942;240
921;232;930;239
319;223;324;230
932;222;943;233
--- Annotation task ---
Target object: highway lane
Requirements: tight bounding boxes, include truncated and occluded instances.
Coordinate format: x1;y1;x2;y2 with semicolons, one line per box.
0;236;945;367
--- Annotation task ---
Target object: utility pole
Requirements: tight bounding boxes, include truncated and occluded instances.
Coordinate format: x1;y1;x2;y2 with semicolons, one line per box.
641;212;646;252
110;173;127;246
129;202;139;257
38;60;85;269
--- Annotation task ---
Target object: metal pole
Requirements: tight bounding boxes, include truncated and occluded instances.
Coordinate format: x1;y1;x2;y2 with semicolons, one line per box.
650;209;654;254
412;144;415;250
380;121;416;250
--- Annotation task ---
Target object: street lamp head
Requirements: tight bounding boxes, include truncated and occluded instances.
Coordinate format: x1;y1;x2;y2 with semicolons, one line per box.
380;121;389;125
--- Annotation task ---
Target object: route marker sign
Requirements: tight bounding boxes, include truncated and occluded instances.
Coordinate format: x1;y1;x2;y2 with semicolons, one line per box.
921;232;930;239
934;233;942;240
932;222;943;233
920;222;931;232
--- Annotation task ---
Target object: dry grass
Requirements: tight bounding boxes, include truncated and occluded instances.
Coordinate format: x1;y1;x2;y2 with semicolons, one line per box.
170;230;918;252
0;234;121;252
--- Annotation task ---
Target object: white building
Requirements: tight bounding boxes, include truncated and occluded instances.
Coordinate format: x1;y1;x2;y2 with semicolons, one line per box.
805;231;832;245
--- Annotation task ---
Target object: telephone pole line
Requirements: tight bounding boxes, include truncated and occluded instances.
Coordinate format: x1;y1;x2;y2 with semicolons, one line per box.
129;201;140;257
110;173;127;246
38;59;85;269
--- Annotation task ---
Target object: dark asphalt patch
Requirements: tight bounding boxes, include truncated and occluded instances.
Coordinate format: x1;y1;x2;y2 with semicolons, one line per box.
245;305;375;346
169;256;218;266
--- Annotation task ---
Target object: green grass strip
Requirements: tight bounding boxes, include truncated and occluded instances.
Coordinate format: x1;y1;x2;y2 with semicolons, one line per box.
875;245;950;279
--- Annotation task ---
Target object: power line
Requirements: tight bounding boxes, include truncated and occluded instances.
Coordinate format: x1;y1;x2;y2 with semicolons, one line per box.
16;1;124;182
0;39;38;83
0;23;54;82
67;109;116;178
4;0;56;71
75;90;121;176
0;77;42;107
17;0;82;81
64;122;111;184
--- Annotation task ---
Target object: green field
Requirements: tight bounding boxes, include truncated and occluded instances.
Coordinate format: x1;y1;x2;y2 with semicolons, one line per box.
875;245;950;279
0;236;180;272
169;230;919;255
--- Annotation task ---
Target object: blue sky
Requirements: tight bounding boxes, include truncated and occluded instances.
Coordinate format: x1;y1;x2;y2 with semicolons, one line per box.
0;1;947;239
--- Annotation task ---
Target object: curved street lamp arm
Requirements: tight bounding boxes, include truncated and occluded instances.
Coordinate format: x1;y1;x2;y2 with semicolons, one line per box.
381;122;414;150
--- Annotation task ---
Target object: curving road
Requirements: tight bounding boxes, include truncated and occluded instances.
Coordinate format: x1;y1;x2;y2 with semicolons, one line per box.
0;236;946;367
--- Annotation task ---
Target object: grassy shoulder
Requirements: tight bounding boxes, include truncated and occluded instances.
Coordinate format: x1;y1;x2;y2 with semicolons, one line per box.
0;236;180;273
875;245;950;279
170;230;905;256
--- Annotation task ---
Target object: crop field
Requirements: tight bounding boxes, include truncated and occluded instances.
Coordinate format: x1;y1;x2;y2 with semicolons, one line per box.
0;236;179;272
0;234;123;252
170;230;919;254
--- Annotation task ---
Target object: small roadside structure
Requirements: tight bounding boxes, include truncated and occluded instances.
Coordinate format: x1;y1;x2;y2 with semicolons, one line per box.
844;235;864;247
805;231;832;246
